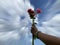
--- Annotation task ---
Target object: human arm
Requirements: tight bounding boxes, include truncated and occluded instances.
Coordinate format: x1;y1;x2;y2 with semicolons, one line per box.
31;24;60;45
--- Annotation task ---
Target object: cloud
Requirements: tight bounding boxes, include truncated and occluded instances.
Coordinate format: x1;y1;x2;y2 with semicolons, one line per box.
0;0;60;45
40;0;60;21
39;0;60;37
38;14;60;37
0;0;34;45
48;0;60;12
37;1;60;38
0;31;20;40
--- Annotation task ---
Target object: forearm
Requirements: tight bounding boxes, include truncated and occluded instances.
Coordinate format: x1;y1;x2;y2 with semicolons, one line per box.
37;32;60;45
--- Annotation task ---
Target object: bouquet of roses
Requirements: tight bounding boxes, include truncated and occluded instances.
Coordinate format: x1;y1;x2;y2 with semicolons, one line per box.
27;8;41;45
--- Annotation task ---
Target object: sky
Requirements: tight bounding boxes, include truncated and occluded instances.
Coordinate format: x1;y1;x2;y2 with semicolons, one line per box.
0;0;60;45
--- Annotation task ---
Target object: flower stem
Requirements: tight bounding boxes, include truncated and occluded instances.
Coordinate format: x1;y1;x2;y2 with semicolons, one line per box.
32;19;34;45
32;35;34;45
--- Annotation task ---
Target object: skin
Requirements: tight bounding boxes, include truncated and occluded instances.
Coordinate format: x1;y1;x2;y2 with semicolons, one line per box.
31;24;60;45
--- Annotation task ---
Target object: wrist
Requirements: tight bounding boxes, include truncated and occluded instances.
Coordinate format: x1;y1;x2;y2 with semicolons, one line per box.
34;31;40;38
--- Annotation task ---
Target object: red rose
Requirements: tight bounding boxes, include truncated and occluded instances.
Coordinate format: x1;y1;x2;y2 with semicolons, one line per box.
27;9;34;13
27;9;35;16
27;9;35;19
28;9;32;12
36;8;41;13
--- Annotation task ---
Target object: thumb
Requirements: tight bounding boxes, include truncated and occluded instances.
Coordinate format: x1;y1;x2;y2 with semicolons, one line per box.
32;23;34;26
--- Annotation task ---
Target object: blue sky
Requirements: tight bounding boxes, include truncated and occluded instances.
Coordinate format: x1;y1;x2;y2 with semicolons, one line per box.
0;0;60;45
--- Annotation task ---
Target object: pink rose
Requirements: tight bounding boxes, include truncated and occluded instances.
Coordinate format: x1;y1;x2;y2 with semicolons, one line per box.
36;8;41;13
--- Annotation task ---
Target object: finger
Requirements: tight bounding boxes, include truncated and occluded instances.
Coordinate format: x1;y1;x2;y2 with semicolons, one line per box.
32;23;35;26
31;26;34;30
32;24;36;27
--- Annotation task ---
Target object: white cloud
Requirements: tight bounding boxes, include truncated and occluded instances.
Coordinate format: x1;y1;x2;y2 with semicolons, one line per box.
0;0;34;45
42;0;60;21
38;14;60;37
0;31;20;41
0;0;60;45
48;0;60;12
40;0;60;37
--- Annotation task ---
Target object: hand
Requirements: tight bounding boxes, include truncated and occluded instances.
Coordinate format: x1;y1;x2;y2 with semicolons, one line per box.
31;24;38;35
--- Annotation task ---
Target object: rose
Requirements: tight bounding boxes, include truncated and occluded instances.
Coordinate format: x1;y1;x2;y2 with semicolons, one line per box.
27;9;35;19
27;8;42;45
28;9;34;13
27;8;41;18
36;8;41;13
27;9;35;16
